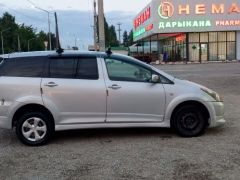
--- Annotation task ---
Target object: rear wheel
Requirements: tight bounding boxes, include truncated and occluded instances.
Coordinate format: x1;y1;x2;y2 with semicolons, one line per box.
16;112;54;146
172;105;207;137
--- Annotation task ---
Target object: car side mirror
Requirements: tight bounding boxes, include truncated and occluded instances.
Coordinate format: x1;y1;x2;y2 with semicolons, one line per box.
151;74;160;83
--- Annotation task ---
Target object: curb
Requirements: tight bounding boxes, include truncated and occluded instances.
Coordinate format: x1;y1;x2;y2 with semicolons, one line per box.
151;60;240;65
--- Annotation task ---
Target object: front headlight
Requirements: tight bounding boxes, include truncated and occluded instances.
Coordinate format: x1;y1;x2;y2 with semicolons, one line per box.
201;88;223;102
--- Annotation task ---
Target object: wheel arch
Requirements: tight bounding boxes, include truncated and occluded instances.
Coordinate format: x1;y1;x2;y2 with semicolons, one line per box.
169;100;211;128
12;104;55;130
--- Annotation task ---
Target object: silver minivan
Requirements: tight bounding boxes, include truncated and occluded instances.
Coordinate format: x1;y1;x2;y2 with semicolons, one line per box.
0;51;225;146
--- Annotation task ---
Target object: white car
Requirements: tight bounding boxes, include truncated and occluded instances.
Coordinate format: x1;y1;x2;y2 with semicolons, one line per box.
129;43;158;54
0;51;225;146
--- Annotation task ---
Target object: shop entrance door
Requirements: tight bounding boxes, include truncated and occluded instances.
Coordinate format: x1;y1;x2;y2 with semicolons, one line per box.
200;43;208;62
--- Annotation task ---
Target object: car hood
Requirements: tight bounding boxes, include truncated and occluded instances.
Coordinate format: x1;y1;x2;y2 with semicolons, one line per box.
174;78;208;90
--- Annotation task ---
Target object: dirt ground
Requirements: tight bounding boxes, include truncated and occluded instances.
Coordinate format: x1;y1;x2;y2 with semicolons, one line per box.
0;63;240;180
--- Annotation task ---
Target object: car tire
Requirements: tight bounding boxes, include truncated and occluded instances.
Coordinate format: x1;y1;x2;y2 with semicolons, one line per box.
16;112;54;146
172;105;207;137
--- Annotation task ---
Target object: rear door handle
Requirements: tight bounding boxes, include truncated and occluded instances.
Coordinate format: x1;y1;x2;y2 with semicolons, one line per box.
108;84;121;90
44;82;58;87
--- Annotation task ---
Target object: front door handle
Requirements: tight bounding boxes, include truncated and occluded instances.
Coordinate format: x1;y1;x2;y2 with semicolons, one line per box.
44;82;58;87
108;84;121;90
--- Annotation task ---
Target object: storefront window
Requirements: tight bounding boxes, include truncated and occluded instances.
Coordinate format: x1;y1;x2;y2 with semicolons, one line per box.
189;43;199;61
189;33;199;42
188;31;236;61
227;42;236;60
218;42;227;60
227;32;236;41
209;43;218;61
209;32;217;42
151;41;158;54
218;32;227;42
200;33;208;42
162;34;186;61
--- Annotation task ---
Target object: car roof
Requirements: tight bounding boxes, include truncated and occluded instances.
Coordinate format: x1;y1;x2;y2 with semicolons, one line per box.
1;50;175;81
4;50;135;62
6;50;107;59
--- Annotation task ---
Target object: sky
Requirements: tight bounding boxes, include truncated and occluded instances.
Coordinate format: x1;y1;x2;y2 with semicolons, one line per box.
0;0;152;49
0;0;151;12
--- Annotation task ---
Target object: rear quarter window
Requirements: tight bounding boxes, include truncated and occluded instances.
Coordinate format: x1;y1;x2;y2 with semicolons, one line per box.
48;57;99;80
0;56;46;77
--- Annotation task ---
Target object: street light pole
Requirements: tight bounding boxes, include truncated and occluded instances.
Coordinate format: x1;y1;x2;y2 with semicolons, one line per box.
28;38;35;52
33;6;52;51
1;28;11;55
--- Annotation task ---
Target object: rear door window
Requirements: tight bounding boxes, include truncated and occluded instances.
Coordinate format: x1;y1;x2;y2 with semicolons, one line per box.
49;58;77;79
1;57;46;77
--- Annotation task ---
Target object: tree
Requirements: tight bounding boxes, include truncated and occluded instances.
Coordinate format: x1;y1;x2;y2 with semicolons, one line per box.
107;25;118;47
0;12;56;53
122;30;128;47
0;12;18;53
128;29;134;46
98;16;118;47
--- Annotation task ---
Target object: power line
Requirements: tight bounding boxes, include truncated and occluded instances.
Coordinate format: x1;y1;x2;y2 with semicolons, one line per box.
25;0;38;9
0;5;45;22
25;0;53;13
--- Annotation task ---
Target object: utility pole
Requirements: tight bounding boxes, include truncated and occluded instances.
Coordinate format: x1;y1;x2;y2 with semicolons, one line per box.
93;0;98;51
117;23;122;46
98;0;105;52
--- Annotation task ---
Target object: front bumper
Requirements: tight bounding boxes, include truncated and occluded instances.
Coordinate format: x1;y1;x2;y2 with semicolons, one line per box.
208;101;226;127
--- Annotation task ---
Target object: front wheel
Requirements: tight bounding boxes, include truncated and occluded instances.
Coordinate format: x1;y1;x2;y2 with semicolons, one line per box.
16;112;54;146
172;105;207;137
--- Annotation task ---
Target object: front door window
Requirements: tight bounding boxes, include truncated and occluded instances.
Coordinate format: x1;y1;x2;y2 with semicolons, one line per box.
105;58;152;83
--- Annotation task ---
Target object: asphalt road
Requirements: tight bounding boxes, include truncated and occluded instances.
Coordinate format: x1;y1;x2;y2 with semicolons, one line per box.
0;62;240;180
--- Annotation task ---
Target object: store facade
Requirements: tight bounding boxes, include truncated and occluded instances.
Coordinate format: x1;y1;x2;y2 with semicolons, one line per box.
132;0;240;62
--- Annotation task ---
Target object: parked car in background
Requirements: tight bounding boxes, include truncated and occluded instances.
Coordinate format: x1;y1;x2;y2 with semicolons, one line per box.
129;42;158;63
0;51;225;146
129;42;158;54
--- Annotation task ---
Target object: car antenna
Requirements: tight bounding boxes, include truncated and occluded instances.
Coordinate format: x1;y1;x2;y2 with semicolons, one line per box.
105;47;112;56
54;12;64;55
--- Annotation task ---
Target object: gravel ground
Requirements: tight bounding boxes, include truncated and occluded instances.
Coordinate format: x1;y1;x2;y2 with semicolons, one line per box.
0;62;240;180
